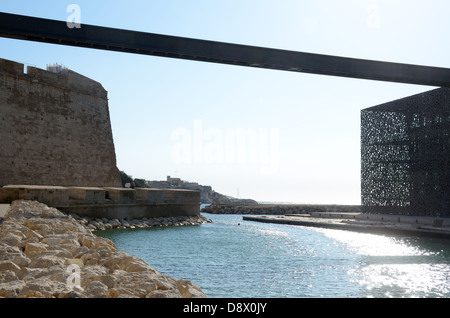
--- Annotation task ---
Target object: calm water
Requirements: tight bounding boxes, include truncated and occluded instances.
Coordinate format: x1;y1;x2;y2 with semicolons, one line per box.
97;213;450;298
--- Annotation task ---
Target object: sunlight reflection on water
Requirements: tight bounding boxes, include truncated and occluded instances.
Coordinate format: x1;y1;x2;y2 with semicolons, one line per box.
315;228;450;297
316;229;427;256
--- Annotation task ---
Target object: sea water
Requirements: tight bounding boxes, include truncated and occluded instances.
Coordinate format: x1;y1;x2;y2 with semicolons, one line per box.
97;213;450;298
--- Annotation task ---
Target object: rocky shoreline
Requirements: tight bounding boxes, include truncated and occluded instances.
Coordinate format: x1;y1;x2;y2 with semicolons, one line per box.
0;200;208;298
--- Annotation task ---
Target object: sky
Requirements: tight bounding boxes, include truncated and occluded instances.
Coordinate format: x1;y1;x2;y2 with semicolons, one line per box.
1;1;449;204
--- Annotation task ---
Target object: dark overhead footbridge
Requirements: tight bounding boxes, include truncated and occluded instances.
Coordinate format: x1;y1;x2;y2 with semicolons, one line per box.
0;12;449;87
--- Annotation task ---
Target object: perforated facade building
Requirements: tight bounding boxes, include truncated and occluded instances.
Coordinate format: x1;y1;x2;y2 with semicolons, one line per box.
361;87;449;216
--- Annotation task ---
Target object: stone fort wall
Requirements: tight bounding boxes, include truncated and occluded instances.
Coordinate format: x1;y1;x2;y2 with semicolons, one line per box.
0;58;122;187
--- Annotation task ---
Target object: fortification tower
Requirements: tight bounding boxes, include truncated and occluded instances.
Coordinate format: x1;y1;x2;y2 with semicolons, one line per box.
0;58;122;187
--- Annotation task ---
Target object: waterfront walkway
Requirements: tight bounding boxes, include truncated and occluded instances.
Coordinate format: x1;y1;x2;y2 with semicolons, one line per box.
243;212;450;239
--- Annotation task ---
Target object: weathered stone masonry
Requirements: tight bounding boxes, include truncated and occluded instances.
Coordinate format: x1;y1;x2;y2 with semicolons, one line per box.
0;58;121;188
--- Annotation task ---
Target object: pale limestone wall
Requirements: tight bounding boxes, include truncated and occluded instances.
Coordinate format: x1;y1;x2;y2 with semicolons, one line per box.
0;58;121;187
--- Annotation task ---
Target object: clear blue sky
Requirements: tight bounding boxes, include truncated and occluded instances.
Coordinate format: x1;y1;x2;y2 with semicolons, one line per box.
1;1;449;204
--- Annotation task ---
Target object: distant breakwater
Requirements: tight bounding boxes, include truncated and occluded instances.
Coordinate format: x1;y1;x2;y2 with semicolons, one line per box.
201;204;362;215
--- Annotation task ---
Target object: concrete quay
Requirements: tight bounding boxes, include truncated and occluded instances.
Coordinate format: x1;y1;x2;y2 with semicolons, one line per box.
243;212;450;239
0;185;201;219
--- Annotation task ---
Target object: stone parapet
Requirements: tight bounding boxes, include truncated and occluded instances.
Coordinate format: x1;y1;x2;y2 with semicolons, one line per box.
68;187;106;205
0;185;69;206
161;189;200;204
0;58;23;76
0;185;201;219
0;58;106;98
60;203;201;220
103;187;136;204
135;188;164;203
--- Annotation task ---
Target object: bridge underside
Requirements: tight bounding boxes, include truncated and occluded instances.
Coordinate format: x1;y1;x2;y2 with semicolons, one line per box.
0;12;449;87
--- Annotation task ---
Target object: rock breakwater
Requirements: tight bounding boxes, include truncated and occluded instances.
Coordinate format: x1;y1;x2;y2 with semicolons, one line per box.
202;204;362;215
73;213;211;232
0;200;207;298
